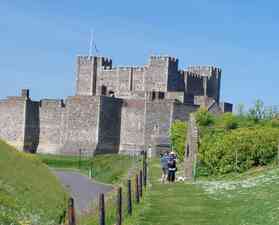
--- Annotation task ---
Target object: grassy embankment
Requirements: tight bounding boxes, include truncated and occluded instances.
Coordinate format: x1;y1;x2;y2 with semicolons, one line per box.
38;153;138;184
123;159;279;225
0;140;68;225
38;153;143;225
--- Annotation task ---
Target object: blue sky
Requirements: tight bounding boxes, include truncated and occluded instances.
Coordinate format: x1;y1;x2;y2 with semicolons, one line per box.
0;0;278;109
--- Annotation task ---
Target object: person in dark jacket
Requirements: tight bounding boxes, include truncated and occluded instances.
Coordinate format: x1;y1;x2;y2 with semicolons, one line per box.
167;158;177;183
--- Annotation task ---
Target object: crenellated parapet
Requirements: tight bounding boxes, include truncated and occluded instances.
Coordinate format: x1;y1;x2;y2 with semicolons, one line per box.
39;99;65;108
187;65;221;77
77;55;112;67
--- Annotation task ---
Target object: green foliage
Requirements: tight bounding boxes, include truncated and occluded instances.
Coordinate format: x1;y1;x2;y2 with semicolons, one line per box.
170;120;187;160
199;127;279;175
248;99;265;122
38;154;134;184
0;140;68;225
195;108;215;127
216;113;239;130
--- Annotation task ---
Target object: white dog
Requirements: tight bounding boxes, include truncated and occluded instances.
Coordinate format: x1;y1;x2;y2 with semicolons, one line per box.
176;176;186;182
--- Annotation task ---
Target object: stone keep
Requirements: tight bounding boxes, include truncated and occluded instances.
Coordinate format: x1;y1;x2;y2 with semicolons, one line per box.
0;54;232;155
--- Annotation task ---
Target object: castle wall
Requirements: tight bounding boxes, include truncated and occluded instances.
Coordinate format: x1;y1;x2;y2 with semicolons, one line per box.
37;99;65;154
144;56;168;92
172;103;199;121
96;96;122;154
144;100;173;149
167;60;185;92
220;102;233;113
133;68;145;92
187;66;221;102
97;69;118;95
185;73;205;97
207;73;221;103
76;56;96;96
0;97;26;150
119;99;145;154
60;96;100;155
117;68;132;97
24;100;40;152
97;67;146;98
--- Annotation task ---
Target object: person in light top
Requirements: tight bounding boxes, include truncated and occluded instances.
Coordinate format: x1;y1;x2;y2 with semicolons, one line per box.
160;153;169;183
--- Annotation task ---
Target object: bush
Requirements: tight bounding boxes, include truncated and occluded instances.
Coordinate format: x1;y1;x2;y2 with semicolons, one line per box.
195;108;215;127
170;120;187;161
217;113;239;130
199;127;279;175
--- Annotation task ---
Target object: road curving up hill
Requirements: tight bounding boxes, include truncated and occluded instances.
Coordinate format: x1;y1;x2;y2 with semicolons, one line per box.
53;170;113;214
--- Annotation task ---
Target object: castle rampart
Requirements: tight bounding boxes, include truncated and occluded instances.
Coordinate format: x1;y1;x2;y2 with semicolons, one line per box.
0;53;232;155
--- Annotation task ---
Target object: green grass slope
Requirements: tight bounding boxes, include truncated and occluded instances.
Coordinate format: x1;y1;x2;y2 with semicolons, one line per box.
124;160;279;225
0;140;68;225
38;154;136;184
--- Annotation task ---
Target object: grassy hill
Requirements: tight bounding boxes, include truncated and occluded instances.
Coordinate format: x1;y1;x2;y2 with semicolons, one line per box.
123;160;279;225
38;153;137;184
0;140;68;225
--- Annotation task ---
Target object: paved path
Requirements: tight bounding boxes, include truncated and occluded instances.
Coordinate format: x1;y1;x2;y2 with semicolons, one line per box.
53;170;113;214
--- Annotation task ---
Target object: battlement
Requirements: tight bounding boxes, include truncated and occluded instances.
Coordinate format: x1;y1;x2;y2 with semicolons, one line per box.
184;71;204;79
149;55;178;64
39;99;65;108
101;65;147;72
21;89;30;99
187;66;221;77
77;55;112;68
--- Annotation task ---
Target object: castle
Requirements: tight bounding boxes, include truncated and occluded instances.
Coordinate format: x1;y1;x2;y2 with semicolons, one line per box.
0;55;232;155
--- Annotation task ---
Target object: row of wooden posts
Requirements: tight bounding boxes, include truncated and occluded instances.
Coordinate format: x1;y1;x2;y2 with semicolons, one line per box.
68;151;148;225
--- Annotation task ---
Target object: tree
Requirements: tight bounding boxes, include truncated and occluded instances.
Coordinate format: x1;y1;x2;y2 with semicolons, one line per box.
170;120;187;161
248;99;265;122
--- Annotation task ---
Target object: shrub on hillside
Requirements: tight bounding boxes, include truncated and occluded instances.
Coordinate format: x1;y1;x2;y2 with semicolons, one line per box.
170;120;187;161
199;127;279;175
216;113;239;130
195;108;215;127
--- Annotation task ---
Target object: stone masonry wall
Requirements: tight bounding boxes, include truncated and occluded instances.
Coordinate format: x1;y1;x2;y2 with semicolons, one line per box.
144;56;168;92
37;99;65;154
76;56;96;96
172;103;199;121
119;99;145;154
24;100;40;152
144;100;173;149
60;96;100;155
96;96;122;154
167;59;185;92
184;114;198;179
0;96;26;150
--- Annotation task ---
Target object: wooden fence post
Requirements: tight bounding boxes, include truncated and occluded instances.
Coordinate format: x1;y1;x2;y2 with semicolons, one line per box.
68;197;76;225
135;174;140;204
139;170;143;197
127;179;132;215
78;149;81;169
99;193;105;225
116;187;122;225
143;151;147;188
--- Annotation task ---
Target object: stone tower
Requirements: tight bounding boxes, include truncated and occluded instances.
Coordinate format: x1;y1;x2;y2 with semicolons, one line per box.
76;56;112;96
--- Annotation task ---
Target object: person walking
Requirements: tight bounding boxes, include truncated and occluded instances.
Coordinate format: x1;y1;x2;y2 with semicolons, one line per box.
160;153;168;183
167;156;177;183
